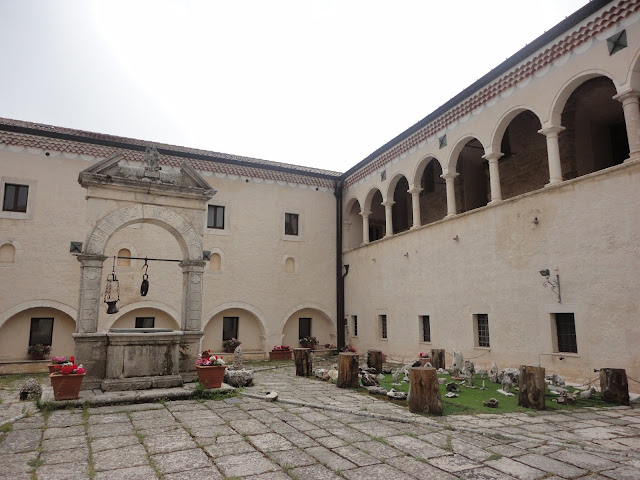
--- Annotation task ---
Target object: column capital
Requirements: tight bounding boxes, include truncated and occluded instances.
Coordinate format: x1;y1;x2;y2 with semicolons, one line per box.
441;172;459;181
613;89;640;104
482;152;504;163
538;125;566;137
76;254;108;266
360;210;371;218
179;260;206;271
408;187;423;195
382;201;395;208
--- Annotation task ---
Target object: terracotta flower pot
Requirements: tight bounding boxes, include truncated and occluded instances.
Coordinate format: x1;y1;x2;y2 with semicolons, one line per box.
49;373;85;401
269;350;292;361
302;343;315;350
196;365;226;389
47;364;57;374
420;358;430;367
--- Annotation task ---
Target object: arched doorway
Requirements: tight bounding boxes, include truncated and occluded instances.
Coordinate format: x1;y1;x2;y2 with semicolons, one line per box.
203;307;265;352
455;138;489;213
281;307;334;349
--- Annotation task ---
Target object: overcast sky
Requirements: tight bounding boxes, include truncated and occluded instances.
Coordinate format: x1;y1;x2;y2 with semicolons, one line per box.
0;1;590;173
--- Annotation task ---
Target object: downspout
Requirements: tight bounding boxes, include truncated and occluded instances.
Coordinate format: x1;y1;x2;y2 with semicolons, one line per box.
334;180;345;350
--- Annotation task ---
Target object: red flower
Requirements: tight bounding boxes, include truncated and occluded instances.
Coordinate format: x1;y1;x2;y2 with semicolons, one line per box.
54;365;61;372
69;356;75;364
61;365;74;375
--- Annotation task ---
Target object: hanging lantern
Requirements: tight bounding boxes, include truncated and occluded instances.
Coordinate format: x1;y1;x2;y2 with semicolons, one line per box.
103;257;120;314
140;259;149;297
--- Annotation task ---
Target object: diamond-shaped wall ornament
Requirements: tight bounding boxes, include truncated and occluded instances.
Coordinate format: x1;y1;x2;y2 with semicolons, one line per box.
607;30;627;55
69;242;83;253
439;134;447;149
381;170;386;181
202;250;211;261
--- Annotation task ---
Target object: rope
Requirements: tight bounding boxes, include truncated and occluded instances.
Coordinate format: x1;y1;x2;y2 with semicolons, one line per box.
444;350;489;360
627;376;640;384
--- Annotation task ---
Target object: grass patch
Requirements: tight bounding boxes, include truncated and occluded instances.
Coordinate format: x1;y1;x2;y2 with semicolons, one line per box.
191;383;240;401
0;423;14;433
370;436;388;444
377;373;610;415
486;453;502;461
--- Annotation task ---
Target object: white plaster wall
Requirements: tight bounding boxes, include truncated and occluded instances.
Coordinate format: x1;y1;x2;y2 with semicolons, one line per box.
344;161;640;389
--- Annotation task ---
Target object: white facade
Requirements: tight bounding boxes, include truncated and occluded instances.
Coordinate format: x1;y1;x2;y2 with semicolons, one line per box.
0;0;638;389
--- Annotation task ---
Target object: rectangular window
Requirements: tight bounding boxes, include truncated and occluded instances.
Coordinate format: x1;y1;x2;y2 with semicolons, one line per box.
555;313;577;353
299;317;312;339
207;205;225;229
285;213;299;236
135;317;155;328
380;314;387;339
476;314;490;347
352;315;358;337
421;315;431;342
29;318;53;346
3;183;29;212
223;317;239;341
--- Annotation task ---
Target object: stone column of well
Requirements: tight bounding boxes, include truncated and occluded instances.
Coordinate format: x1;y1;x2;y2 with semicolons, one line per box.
441;172;458;218
408;187;422;229
179;260;206;380
614;90;640;162
483;152;503;203
360;211;370;246
539;126;565;185
74;254;108;390
383;201;394;238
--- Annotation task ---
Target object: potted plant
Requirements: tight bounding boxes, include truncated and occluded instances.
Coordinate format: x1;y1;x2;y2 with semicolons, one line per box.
27;344;51;360
269;345;292;361
222;338;241;353
343;346;356;353
419;352;431;367
201;349;212;360
299;336;318;349
195;355;226;389
49;357;86;400
48;356;69;373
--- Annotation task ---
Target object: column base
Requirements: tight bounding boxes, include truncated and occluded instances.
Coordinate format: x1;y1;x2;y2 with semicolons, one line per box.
488;199;502;205
624;153;640;163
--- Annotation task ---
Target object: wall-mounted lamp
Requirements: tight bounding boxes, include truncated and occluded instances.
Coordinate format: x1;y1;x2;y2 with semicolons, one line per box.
533;217;539;225
452;235;459;241
403;252;409;258
540;268;561;303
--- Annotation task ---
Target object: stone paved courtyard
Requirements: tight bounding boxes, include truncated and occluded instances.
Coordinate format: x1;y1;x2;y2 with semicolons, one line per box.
1;363;639;479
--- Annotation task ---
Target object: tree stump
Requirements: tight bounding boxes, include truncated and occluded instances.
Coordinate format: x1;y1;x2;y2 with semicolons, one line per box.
599;368;629;405
408;367;442;415
367;350;383;374
430;349;445;370
293;348;312;377
517;365;546;410
337;353;360;388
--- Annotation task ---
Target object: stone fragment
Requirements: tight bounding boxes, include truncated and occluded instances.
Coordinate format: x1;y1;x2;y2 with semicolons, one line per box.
445;382;460;392
366;386;388;395
483;398;499;408
489;361;499;383
452;350;464;375
445;392;458;398
328;369;338;381
19;379;42;400
225;369;254;387
386;388;407;400
360;371;379;387
314;368;327;379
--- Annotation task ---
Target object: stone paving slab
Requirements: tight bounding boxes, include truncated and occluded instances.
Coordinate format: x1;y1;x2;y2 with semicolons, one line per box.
1;364;639;479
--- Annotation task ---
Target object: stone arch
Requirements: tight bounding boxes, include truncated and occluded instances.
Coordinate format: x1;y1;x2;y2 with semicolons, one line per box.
548;70;619;126
387;172;411;234
627;45;640;92
412;155;447;226
412;154;444;188
490;106;544;154
202;302;268;352
447;134;487;173
101;301;181;332
363;186;383;213
0;300;77;331
344;197;363;249
279;303;336;348
85;205;203;261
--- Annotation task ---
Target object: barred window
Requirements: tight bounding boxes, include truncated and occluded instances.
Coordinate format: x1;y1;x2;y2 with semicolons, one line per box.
555;313;577;353
421;315;431;342
476;314;490;347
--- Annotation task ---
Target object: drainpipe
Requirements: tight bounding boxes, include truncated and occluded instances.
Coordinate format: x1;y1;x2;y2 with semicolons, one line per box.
334;180;345;350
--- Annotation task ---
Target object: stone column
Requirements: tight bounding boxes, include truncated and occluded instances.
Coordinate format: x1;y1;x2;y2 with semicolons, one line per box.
76;254;108;334
342;220;351;251
538;126;565;185
179;260;206;332
179;260;206;380
441;172;458;217
614;90;640;162
383;201;394;237
408;187;422;229
483;153;503;203
360;211;370;246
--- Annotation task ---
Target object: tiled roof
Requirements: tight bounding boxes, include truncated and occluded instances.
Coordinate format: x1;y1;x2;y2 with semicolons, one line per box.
0;117;341;188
